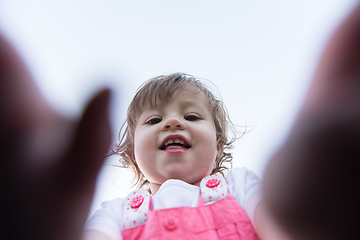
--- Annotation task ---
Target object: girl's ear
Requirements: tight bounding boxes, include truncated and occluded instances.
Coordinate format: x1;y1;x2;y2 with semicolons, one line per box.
216;138;223;161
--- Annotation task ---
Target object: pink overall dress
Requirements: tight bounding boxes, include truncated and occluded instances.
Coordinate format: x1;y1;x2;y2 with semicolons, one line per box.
121;174;259;240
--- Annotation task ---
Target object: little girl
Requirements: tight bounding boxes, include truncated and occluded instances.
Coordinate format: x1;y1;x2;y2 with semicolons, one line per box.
83;73;273;240
1;3;359;240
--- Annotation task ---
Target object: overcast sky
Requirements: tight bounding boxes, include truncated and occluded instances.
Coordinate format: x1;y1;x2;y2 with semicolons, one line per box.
0;0;357;216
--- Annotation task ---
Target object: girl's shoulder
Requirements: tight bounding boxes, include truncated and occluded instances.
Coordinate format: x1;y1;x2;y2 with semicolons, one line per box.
226;167;262;197
227;167;261;182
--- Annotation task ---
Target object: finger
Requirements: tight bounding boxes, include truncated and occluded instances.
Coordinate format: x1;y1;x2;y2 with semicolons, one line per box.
303;3;360;114
318;3;360;79
0;35;53;138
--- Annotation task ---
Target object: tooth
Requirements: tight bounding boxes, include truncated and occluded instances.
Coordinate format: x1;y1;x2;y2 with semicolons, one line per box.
175;139;180;144
180;140;184;144
167;139;174;145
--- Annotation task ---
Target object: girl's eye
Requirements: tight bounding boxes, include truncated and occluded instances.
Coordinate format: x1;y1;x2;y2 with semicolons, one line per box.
146;117;162;125
185;115;200;121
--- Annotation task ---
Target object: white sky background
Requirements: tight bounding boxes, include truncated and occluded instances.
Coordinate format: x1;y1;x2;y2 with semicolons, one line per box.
0;0;358;217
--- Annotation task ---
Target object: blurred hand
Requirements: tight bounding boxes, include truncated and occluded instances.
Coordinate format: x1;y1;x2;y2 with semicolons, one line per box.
264;3;360;240
0;35;111;240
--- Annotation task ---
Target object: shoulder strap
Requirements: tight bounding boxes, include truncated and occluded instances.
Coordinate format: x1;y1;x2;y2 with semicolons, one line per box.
123;190;150;229
200;174;228;204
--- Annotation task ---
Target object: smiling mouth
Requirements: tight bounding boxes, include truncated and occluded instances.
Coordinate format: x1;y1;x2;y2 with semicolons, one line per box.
159;138;191;150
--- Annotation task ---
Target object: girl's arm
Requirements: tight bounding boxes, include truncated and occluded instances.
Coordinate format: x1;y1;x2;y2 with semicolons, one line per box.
262;3;360;240
82;231;119;240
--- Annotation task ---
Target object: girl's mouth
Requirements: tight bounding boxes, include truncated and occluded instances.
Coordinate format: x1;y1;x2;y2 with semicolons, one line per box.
159;135;191;150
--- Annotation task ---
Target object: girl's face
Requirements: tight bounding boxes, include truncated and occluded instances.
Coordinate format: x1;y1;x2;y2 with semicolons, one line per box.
133;86;219;189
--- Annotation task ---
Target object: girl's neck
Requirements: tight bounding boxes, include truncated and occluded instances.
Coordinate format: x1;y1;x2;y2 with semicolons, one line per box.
149;179;202;195
149;182;161;195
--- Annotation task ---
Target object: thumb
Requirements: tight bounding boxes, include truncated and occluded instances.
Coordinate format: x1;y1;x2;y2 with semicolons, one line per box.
64;89;112;192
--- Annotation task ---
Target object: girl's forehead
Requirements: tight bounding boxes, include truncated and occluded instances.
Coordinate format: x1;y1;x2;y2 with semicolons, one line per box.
145;87;209;110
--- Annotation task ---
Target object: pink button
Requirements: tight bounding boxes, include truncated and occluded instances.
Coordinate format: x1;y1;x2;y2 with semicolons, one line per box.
130;195;144;208
163;216;178;231
206;179;220;188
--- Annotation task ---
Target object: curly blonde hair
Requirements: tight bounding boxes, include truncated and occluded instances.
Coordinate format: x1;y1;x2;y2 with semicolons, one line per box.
110;73;239;190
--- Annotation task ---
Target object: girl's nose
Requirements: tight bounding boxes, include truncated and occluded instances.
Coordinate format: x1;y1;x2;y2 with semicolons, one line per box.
161;117;185;130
